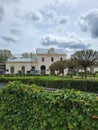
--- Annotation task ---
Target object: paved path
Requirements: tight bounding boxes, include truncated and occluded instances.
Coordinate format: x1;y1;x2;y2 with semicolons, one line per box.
42;87;98;96
42;87;57;91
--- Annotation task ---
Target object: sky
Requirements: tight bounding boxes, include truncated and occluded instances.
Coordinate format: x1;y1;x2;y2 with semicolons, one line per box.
0;0;98;58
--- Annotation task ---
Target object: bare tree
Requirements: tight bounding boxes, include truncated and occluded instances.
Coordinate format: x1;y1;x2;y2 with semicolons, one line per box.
67;59;79;78
71;49;98;78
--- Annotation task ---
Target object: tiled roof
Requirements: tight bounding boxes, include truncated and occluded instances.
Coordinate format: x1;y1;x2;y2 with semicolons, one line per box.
36;48;65;54
7;58;37;63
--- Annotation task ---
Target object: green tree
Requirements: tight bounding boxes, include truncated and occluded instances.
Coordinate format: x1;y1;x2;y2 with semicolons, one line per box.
0;50;12;62
71;49;98;78
21;52;29;58
49;60;67;75
21;52;36;59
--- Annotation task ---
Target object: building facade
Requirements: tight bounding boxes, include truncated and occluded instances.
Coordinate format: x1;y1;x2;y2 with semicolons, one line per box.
6;48;67;75
0;62;6;75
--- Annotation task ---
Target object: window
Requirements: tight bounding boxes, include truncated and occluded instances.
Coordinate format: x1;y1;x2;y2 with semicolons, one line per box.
42;57;44;62
31;66;35;74
60;57;63;61
21;66;25;74
32;66;35;71
10;66;14;75
51;57;54;62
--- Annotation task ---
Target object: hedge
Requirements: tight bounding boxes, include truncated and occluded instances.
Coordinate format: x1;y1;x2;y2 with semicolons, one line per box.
0;76;98;93
0;82;98;130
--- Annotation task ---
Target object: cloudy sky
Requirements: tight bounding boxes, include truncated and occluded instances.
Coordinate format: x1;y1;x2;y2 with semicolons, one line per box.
0;0;98;57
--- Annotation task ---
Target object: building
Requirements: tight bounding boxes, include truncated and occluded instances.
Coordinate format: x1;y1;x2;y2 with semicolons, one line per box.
6;48;67;75
0;62;6;75
6;57;37;75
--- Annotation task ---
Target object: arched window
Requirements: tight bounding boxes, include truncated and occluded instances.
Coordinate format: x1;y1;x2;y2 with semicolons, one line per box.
51;57;54;62
21;66;25;75
40;65;46;75
10;66;14;75
31;66;35;71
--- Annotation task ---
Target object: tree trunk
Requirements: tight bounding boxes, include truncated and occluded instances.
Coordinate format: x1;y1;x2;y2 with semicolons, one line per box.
70;69;73;78
84;67;87;79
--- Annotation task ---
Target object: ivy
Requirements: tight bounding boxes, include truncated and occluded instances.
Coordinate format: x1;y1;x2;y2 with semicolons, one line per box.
0;81;98;130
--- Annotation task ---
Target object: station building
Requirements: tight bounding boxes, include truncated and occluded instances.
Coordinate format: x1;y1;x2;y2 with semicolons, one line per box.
6;48;67;75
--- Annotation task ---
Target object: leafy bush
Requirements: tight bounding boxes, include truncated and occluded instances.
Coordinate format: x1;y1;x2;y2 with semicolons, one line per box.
0;82;98;130
0;76;98;93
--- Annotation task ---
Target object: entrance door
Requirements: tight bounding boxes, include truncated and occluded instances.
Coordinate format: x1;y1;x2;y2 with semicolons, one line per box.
10;66;14;75
31;66;35;74
21;66;25;75
40;65;46;75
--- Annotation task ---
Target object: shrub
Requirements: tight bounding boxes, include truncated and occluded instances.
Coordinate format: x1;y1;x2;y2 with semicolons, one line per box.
0;76;98;93
0;82;98;130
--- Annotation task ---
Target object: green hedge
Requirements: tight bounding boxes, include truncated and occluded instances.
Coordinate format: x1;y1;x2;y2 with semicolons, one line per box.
0;82;98;130
0;76;98;93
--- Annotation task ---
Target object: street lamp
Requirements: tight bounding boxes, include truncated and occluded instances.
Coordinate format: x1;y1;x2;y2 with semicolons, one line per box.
30;53;33;74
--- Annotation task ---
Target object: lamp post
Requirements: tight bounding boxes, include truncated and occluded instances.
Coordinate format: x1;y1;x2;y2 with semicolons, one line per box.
30;53;33;74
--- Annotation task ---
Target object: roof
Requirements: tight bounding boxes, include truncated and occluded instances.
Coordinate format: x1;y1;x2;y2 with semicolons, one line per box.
36;48;65;54
7;58;37;63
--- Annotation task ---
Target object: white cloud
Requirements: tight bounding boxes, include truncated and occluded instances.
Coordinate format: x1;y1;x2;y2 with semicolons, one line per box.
78;9;98;38
2;35;19;43
29;10;43;21
0;0;97;56
59;16;69;25
24;9;69;27
41;33;90;50
46;10;57;20
44;10;69;26
44;0;79;6
0;6;4;21
1;0;20;3
10;28;21;36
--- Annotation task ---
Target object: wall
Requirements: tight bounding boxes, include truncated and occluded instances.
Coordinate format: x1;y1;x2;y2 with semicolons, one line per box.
6;53;67;75
36;54;66;75
6;62;37;74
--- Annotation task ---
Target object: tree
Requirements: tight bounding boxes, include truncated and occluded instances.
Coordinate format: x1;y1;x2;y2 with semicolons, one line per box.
21;52;29;58
0;50;12;62
67;59;79;78
49;60;67;75
71;49;98;78
21;52;36;59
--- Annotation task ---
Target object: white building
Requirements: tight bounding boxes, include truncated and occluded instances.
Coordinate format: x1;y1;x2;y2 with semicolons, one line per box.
6;48;67;75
